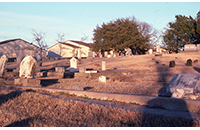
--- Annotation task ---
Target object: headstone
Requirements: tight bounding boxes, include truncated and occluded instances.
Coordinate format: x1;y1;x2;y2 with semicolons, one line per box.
102;61;106;71
78;48;81;59
79;67;86;73
166;74;200;96
0;55;8;77
70;57;77;72
19;55;37;79
186;59;192;66
87;52;93;59
55;67;65;72
148;49;153;54
169;61;175;67
156;46;161;53
99;75;106;83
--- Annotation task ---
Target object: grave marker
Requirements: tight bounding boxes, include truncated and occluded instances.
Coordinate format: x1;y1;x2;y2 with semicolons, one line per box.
19;55;37;79
70;57;77;72
0;55;8;77
102;61;106;71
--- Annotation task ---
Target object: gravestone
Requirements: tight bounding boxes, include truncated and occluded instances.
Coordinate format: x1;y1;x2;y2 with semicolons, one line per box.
186;59;192;66
70;57;77;72
0;55;8;77
102;61;106;71
17;50;36;70
166;74;200;98
156;46;161;53
148;49;153;54
19;55;37;79
87;51;93;59
99;75;106;83
169;61;175;67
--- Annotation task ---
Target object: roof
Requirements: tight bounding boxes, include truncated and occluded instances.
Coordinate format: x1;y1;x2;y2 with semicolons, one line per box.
0;38;39;48
66;40;91;47
61;43;80;48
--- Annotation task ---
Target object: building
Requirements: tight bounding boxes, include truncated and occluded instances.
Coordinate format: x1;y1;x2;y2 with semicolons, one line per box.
0;38;46;60
47;40;92;58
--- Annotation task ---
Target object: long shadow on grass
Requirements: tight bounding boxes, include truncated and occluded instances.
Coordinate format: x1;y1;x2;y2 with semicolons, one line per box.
0;90;22;106
141;58;193;126
5;117;33;127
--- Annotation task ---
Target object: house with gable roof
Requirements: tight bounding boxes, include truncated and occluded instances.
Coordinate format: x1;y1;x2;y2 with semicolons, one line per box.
0;38;46;60
47;40;93;58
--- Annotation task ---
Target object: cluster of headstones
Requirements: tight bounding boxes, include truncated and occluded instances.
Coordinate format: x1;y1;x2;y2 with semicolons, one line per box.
0;54;37;79
169;59;197;67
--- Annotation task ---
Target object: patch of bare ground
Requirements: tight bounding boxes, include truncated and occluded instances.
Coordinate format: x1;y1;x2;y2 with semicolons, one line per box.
0;89;199;127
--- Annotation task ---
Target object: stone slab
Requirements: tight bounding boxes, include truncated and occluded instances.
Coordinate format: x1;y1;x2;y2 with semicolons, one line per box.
55;67;65;72
167;74;200;94
14;78;41;87
47;72;64;78
85;70;98;73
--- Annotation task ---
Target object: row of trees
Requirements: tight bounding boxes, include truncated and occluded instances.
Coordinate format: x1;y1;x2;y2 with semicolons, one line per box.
91;11;200;54
163;11;200;51
91;17;158;55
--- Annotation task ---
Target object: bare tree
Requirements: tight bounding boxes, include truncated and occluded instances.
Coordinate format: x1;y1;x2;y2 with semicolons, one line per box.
55;33;66;56
32;29;48;60
55;33;65;43
80;34;89;42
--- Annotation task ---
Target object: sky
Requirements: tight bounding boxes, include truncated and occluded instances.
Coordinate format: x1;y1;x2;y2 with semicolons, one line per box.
0;2;200;48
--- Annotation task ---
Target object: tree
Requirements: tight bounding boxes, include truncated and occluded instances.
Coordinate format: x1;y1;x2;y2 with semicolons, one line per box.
55;33;65;56
91;17;154;55
163;12;200;50
32;30;48;60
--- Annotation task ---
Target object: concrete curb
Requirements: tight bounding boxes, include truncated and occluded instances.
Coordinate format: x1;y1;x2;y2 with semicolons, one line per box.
4;85;200;113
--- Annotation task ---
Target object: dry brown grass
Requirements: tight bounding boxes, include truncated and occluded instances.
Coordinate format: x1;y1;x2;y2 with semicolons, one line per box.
0;89;199;127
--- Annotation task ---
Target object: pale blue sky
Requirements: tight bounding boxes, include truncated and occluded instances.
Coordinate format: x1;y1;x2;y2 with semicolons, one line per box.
0;2;200;47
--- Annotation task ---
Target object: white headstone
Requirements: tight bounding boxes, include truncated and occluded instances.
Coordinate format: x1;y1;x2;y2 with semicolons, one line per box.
148;49;153;54
19;55;37;79
102;61;106;71
99;75;106;83
156;46;160;53
70;57;77;72
0;55;8;77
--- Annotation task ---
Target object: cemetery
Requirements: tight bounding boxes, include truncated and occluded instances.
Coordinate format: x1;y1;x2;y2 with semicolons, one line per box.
1;50;200;126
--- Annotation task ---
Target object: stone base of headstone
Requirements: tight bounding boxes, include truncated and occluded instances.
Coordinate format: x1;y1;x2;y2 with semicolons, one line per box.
186;59;192;66
155;53;162;56
74;72;92;78
55;67;65;72
47;72;64;78
72;85;84;91
35;71;47;77
14;78;41;87
169;61;175;67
